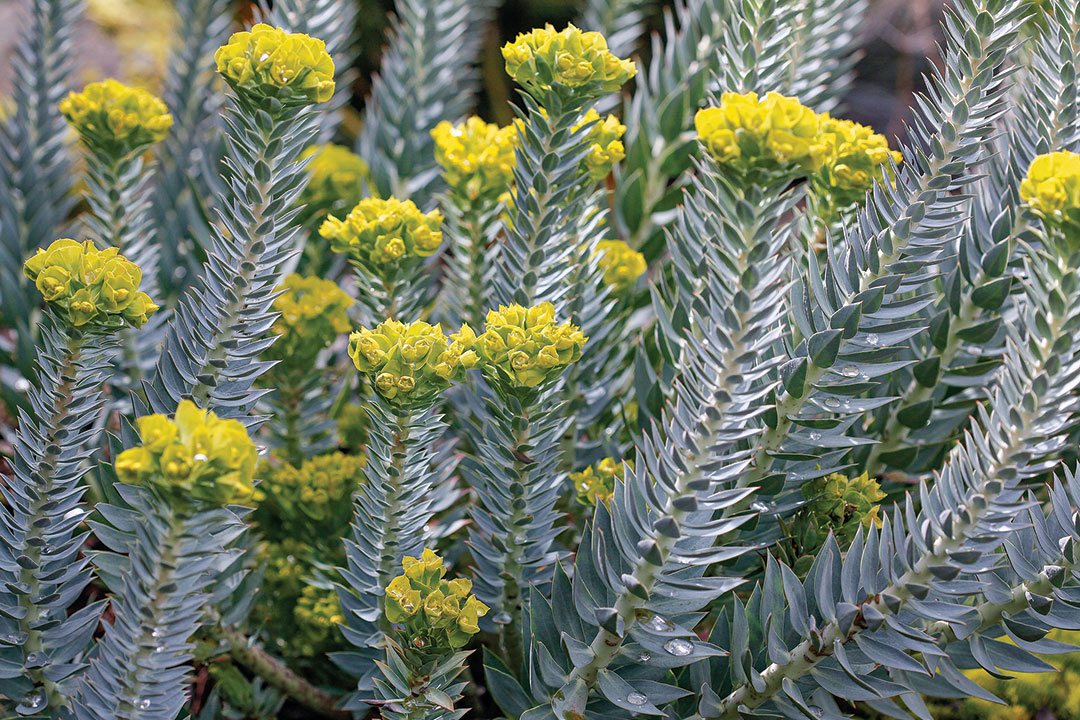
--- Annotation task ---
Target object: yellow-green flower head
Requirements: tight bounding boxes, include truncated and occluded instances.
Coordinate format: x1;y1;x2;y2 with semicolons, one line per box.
431;117;519;202
291;584;346;657
800;471;885;547
593;240;646;291
813;115;902;208
571;457;629;507
475;302;587;388
214;24;335;105
23;238;159;329
501;24;636;98
694;92;826;178
347;320;478;403
296;143;371;226
253;452;365;546
268;273;352;367
320;197;444;277
114;399;258;507
385;549;489;650
1021;151;1080;244
575;109;626;180
59;79;172;153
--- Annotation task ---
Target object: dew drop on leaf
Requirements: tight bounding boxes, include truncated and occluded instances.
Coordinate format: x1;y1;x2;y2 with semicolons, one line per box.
866;333;880;345
626;692;648;706
135;698;151;710
824;397;841;409
641;613;674;633
663;638;693;656
841;366;859;377
637;653;651;663
19;691;45;711
808;431;821;441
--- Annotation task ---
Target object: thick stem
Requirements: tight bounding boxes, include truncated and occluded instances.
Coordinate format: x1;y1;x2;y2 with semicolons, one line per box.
376;409;413;632
497;419;532;670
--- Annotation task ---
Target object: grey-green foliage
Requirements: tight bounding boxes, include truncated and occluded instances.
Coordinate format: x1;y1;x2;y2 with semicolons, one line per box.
0;320;116;716
75;486;249;720
146;90;320;424
355;0;494;205
784;0;865;114
151;0;233;297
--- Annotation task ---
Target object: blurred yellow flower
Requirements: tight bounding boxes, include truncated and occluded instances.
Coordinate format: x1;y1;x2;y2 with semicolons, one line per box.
60;79;172;154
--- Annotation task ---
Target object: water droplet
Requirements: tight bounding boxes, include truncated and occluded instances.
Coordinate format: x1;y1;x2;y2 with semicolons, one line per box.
866;333;880;345
151;626;165;639
20;691;44;710
808;431;821;441
259;53;270;62
810;707;824;718
193;453;208;462
841;366;859;378
663;638;694;656
626;692;648;706
2;632;28;645
637;653;651;663
824;397;841;410
640;613;674;633
135;698;151;710
492;612;512;625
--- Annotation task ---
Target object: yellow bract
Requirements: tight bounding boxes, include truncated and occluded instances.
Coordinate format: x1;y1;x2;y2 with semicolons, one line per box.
475;302;587;388
574;109;626;180
695;92;826;177
297;143;371;225
268;273;352;368
292;585;346;657
502;24;636;97
348;320;478;402
813;115;902;208
1021;151;1080;245
320;197;443;276
570;457;628;507
114;400;258;507
593;240;646;291
59;79;172;153
432;117;519;202
215;24;335;105
23;238;159;329
385;549;489;649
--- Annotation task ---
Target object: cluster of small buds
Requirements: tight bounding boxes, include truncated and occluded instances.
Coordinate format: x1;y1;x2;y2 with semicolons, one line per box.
114;400;258;507
801;471;885;547
253;453;365;546
813;115;902;208
348;320;478;402
320;197;444;277
475;302;587;388
59;78;173;154
501;24;636;99
384;549;489;650
431;117;519;203
267;273;352;368
291;585;346;657
296;143;371;226
1021;150;1080;244
570;457;629;507
23;238;159;329
574;109;626;180
215;24;335;105
694;92;827;178
593;239;646;291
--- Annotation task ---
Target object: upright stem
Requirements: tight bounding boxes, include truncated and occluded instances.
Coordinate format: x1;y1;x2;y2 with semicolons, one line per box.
376;409;413;632
497;418;532;669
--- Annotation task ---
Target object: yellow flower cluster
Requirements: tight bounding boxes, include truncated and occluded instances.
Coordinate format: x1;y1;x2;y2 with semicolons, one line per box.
385;549;489;650
502;24;636;97
115;400;258;507
695;92;826;177
593;240;646;291
320;197;443;275
253;453;365;546
432;117;518;202
268;273;352;367
348;320;478;402
59;79;172;153
575;109;626;180
215;24;335;105
297;143;371;226
801;471;885;546
291;585;345;657
813;115;902;208
570;457;628;507
23;239;158;329
475;302;587;388
1021;151;1080;243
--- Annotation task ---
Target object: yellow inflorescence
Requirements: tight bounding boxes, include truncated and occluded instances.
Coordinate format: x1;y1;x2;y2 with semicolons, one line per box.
813;115;902;208
23;238;158;329
801;471;885;545
574;109;626;180
432;117;519;202
320;197;444;274
297;143;371;225
268;273;352;367
215;24;335;105
502;24;636;96
348;320;478;402
1021;151;1080;243
291;585;346;657
254;453;365;542
593;240;646;291
114;399;258;507
385;549;489;650
571;457;628;507
59;79;172;153
475;302;587;388
695;92;826;177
